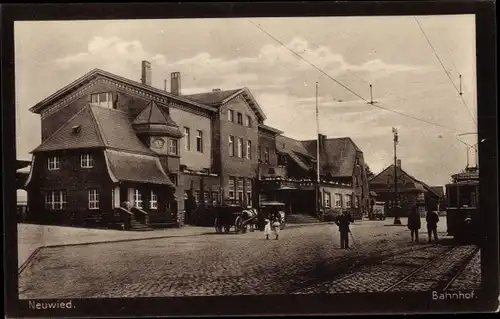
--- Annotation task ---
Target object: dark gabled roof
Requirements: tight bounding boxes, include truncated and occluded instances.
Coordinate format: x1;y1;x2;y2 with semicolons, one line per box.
370;164;440;197
29;68;216;115
301;137;360;177
132;100;183;138
183;89;241;106
105;149;174;186
276;135;312;157
275;135;314;171
258;124;284;135
32;106;105;153
32;104;153;155
183;87;267;122
91;105;154;154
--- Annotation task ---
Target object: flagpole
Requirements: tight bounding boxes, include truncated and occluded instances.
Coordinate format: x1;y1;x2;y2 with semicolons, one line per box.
316;81;320;218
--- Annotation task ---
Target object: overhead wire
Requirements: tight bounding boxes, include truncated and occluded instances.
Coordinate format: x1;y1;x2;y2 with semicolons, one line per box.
413;16;476;126
247;19;466;134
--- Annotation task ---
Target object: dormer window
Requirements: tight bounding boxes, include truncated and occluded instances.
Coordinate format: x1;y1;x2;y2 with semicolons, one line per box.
71;125;81;134
90;92;113;108
81;153;94;168
48;156;60;170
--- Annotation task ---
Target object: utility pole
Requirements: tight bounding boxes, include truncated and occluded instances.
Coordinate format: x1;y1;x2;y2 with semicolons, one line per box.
392;127;402;225
315;81;321;218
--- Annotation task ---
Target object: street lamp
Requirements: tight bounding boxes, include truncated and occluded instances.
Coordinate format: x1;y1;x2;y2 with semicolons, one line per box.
392;127;402;225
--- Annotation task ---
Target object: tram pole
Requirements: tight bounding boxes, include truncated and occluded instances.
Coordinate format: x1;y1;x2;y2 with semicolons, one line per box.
392;127;402;225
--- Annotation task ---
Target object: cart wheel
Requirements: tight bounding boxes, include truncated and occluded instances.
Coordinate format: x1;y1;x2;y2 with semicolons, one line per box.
234;217;242;234
224;226;231;233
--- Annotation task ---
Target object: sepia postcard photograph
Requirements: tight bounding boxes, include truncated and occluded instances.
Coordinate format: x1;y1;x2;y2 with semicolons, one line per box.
2;1;498;317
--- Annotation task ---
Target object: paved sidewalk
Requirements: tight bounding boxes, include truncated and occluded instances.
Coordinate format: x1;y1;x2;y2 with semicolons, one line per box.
17;222;326;268
17;224;214;268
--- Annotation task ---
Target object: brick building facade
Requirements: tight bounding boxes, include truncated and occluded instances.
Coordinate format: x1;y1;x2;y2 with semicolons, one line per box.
25;61;371;229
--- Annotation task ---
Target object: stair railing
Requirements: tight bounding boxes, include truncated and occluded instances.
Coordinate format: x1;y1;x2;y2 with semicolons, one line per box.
131;207;149;225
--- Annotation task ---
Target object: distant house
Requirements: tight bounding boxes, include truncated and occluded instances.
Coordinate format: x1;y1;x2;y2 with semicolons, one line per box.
369;162;441;217
259;133;370;219
430;186;446;212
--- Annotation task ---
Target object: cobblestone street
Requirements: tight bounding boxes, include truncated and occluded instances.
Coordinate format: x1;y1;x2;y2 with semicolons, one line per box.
19;220;480;299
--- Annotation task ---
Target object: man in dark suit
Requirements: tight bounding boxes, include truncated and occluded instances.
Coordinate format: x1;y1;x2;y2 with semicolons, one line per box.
426;210;440;243
335;211;354;249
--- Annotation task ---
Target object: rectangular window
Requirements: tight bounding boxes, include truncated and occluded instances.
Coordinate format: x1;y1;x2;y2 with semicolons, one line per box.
47;156;60;170
246;141;252;160
355;176;359;187
264;147;270;163
90;92;113;108
228;110;234;122
45;191;67;210
80;153;94;168
194;190;200;203
237;138;243;158
246;179;252;207
169;138;179;155
324;192;331;208
237;112;243;125
88;189;99;210
211;191;220;204
150;190;158;209
228;178;235;199
246;115;252;127
345;195;352;208
134;189;143;209
335;194;342;207
229;136;235;157
184;127;191;151
258;147;261;161
169;174;178;186
237;178;244;203
355;196;360;208
196;130;203;153
204;191;210;203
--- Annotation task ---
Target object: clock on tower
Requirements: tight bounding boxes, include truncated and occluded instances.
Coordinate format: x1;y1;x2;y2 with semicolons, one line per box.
152;137;165;149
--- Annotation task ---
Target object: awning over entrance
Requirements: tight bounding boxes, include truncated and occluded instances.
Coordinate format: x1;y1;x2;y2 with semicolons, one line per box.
277;186;298;190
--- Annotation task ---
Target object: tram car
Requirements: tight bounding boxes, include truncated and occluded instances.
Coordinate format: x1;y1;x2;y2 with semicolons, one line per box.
445;166;479;242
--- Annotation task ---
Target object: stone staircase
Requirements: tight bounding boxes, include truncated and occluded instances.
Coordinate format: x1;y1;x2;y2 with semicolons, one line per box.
286;214;322;224
130;219;154;231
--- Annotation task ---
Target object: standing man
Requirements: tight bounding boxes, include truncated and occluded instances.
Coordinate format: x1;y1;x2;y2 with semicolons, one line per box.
335;210;354;249
426;210;440;243
407;206;421;243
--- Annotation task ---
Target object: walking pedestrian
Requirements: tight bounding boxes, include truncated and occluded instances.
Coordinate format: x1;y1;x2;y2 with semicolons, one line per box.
335;210;354;249
264;218;272;240
426;210;439;243
407;206;421;243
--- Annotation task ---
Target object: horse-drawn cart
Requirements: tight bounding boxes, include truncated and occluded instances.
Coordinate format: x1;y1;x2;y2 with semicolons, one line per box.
214;205;258;234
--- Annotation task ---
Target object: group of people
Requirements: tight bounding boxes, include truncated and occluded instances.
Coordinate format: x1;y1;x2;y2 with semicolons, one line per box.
407;207;440;243
263;212;282;240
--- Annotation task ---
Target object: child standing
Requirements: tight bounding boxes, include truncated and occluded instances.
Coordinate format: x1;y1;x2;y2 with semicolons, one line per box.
264;218;272;240
272;216;281;240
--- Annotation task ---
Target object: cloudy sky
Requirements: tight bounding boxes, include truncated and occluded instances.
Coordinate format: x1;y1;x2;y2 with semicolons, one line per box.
15;15;477;186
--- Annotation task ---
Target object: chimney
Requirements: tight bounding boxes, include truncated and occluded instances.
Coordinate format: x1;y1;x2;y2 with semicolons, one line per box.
212;88;221;92
141;61;152;86
397;159;402;168
171;72;181;95
164;79;168;92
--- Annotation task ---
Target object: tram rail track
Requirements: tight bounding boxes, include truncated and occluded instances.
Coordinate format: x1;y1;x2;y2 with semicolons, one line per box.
383;245;480;293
